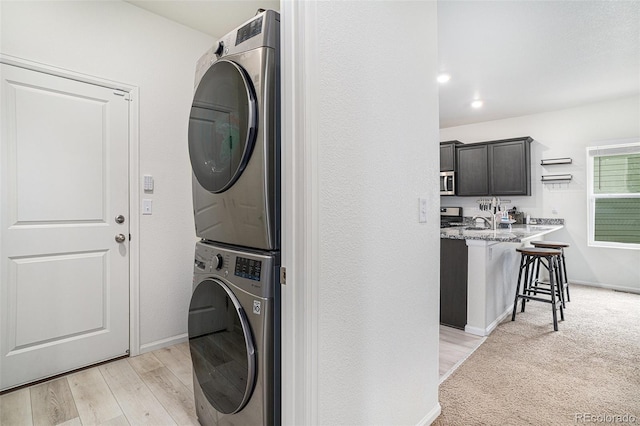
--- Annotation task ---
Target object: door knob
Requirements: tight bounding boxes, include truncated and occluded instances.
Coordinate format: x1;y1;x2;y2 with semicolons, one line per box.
115;234;126;243
115;215;125;224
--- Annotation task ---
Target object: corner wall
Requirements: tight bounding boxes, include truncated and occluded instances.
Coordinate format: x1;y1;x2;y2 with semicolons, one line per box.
440;96;640;292
1;1;214;349
287;1;442;424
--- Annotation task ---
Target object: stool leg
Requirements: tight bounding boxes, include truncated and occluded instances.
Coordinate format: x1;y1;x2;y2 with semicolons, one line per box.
548;255;564;330
547;256;559;331
555;254;566;309
521;255;533;313
512;254;526;321
531;253;540;296
555;256;564;321
561;250;570;302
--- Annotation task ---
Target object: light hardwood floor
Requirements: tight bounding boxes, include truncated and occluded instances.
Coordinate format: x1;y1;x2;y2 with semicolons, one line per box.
1;329;484;425
1;342;196;426
438;325;485;383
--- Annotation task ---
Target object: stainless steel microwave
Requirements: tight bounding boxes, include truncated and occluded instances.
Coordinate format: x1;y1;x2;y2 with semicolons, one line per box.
440;171;455;195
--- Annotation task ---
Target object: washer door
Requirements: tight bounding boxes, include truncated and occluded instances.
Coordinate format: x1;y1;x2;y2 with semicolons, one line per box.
188;60;257;193
188;278;256;414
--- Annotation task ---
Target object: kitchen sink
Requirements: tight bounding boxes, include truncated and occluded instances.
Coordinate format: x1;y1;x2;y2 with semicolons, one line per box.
464;226;492;231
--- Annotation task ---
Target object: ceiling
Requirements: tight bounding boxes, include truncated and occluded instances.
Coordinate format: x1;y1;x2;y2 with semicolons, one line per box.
125;1;640;129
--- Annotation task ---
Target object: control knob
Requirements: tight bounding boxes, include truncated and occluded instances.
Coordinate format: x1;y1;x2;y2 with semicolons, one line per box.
213;254;224;270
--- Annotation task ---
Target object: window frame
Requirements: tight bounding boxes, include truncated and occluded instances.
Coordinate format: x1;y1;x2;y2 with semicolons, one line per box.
586;140;640;250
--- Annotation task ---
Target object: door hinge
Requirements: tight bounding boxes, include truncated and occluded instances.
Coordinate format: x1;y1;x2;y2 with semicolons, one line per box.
280;266;286;285
129;234;132;241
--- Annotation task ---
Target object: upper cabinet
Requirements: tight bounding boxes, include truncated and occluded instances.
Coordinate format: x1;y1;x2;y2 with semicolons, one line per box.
456;137;532;196
440;140;463;172
456;144;489;195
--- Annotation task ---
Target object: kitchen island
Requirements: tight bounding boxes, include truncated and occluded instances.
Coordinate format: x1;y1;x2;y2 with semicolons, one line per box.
440;223;564;336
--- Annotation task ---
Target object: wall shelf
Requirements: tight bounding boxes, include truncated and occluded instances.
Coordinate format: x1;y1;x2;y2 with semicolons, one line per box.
541;174;572;182
541;157;572;165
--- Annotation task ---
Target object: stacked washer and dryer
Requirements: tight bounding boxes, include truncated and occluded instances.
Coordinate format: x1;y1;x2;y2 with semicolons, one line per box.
186;10;280;426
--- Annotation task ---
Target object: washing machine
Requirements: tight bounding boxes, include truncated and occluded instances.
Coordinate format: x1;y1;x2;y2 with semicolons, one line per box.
188;9;280;250
189;241;280;426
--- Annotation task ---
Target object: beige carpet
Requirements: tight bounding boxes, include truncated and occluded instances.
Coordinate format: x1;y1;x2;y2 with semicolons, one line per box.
434;284;640;426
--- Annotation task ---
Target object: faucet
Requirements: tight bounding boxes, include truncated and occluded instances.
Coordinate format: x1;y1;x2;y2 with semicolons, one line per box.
471;215;496;230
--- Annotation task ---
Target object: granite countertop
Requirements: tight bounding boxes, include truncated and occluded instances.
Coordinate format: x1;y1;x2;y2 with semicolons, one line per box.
440;224;564;243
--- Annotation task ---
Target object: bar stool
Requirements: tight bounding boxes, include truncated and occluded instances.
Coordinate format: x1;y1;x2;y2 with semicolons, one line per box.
512;247;564;331
531;240;570;304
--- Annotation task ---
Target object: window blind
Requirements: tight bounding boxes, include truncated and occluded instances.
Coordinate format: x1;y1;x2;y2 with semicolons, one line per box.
594;198;640;244
593;153;640;194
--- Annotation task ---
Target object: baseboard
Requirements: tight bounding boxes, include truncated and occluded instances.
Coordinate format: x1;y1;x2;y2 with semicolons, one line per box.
138;333;188;355
465;305;513;337
486;306;514;334
571;280;640;295
416;402;442;426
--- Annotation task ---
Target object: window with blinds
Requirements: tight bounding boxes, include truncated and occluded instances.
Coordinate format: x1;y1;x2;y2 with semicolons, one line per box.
587;142;640;249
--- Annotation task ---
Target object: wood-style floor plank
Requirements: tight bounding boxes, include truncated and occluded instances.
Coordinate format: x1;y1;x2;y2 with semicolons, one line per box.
0;387;33;426
99;359;176;426
127;352;164;375
67;367;124;425
174;341;191;358
151;345;193;388
100;414;131;426
30;377;79;426
57;418;82;426
129;360;198;426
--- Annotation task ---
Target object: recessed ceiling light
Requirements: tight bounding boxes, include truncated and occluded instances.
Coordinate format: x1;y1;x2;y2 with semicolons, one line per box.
437;73;451;84
471;100;483;108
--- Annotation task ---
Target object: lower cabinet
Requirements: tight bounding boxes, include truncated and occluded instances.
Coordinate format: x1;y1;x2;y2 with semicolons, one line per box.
440;239;468;329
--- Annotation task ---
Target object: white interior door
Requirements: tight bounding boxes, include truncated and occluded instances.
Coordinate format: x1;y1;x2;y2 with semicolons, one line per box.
0;64;130;391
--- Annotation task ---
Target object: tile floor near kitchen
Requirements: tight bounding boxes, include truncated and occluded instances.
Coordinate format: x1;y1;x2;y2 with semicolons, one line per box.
1;329;484;425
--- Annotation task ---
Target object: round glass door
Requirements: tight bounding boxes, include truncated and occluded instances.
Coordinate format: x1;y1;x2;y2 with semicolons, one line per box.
188;279;256;414
188;60;257;193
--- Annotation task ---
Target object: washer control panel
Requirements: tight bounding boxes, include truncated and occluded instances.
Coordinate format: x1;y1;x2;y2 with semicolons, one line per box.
194;241;279;299
234;256;262;281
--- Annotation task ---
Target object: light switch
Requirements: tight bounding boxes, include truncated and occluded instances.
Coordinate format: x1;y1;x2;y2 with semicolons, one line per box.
143;199;153;215
419;197;428;223
144;175;154;192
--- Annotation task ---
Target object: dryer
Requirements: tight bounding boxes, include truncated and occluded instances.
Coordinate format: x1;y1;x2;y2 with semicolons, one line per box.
188;10;280;250
189;241;280;426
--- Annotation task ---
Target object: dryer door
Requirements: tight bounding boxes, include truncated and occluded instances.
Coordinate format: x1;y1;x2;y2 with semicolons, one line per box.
188;278;256;414
188;60;257;193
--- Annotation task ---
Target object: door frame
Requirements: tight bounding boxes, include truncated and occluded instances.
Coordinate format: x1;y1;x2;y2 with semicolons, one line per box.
0;54;142;357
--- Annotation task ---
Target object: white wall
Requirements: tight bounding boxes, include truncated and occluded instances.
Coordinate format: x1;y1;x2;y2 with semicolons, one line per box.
284;1;441;424
1;1;214;350
440;96;640;292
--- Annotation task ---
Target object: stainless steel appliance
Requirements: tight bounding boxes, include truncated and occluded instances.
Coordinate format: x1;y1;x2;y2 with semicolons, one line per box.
189;241;280;426
440;206;463;228
187;10;281;426
188;9;280;250
440;171;455;196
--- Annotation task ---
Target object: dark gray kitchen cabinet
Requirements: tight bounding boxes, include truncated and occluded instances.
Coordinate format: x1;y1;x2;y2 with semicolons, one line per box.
456;144;489;195
489;139;531;195
456;137;532;196
440;238;468;329
440;140;462;172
